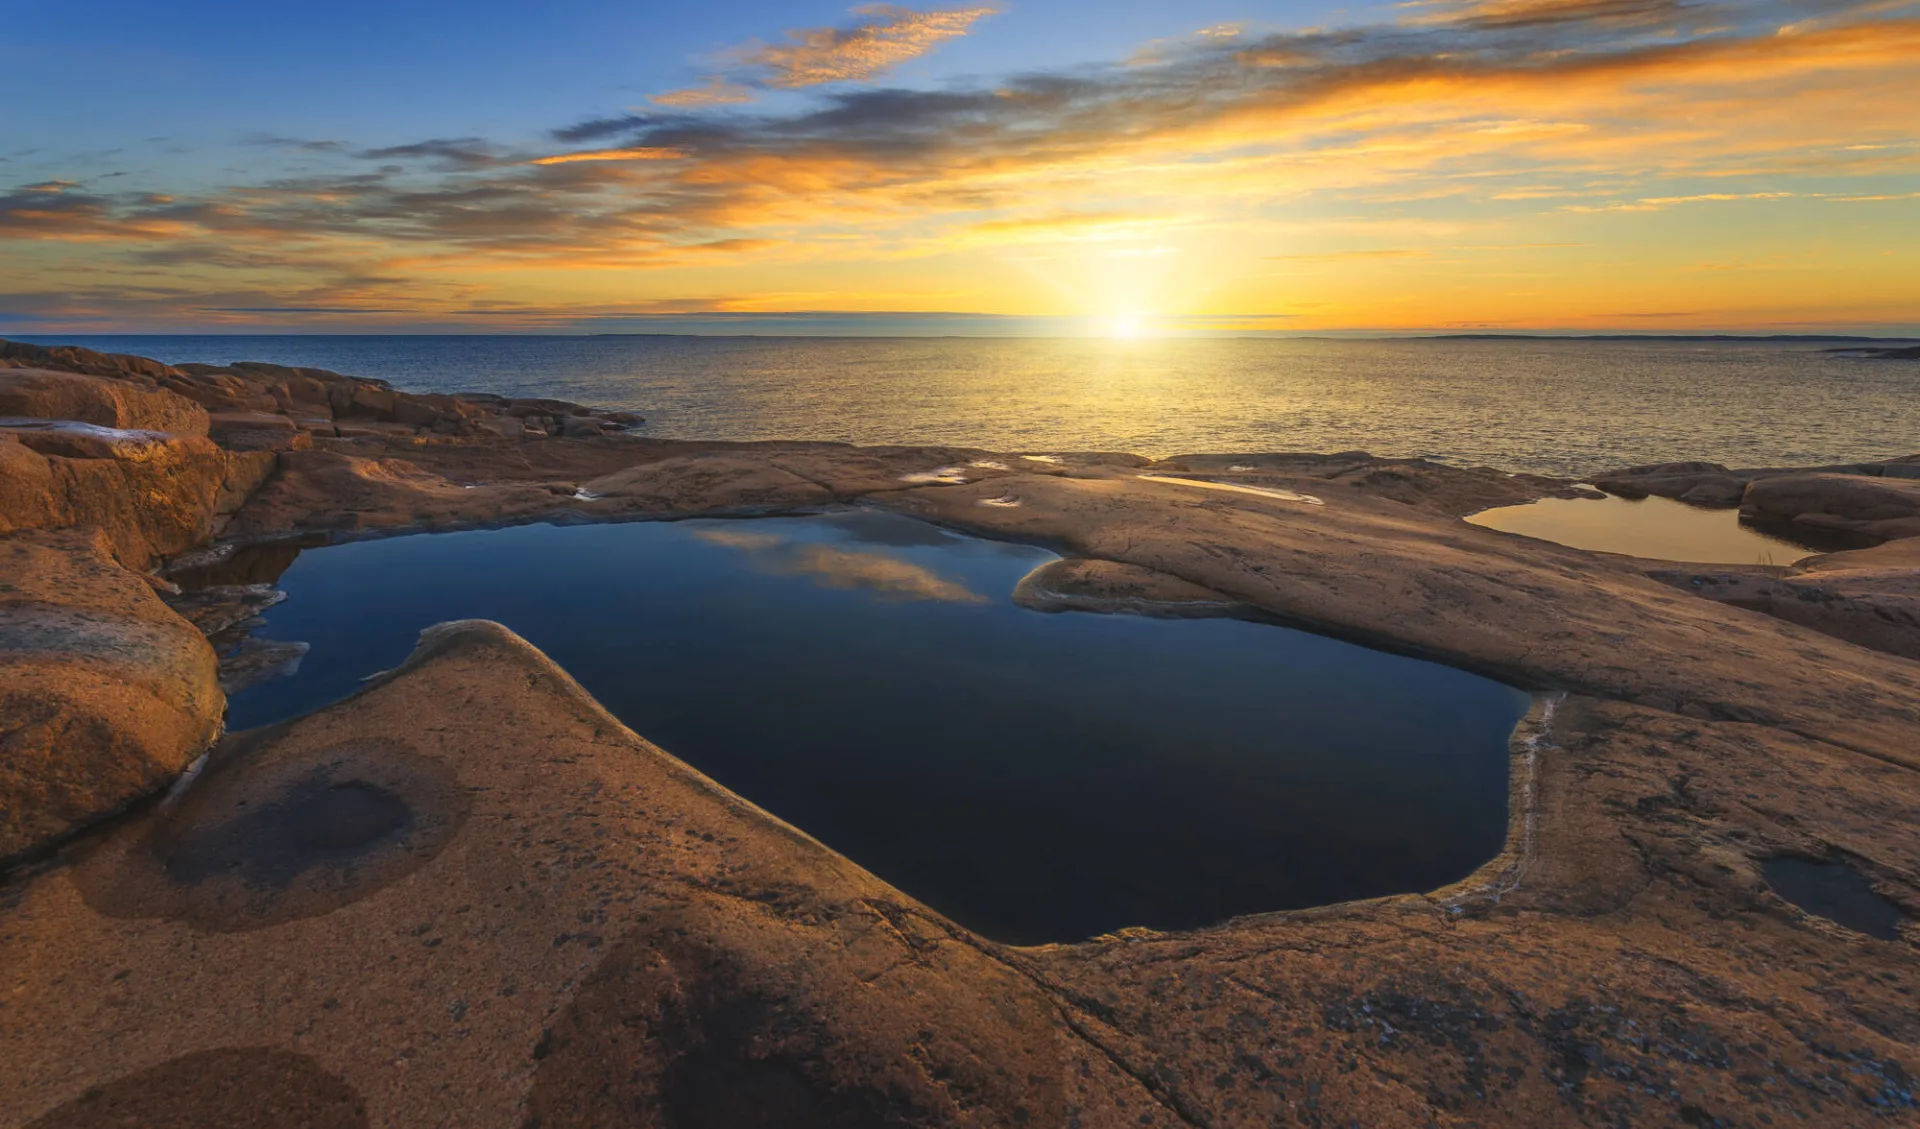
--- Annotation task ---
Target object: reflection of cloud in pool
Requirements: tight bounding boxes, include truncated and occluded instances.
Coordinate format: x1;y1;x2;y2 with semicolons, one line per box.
826;511;962;549
694;523;985;602
692;528;785;551
772;545;988;603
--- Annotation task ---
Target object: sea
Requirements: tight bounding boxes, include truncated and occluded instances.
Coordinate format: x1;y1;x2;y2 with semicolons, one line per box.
22;335;1919;478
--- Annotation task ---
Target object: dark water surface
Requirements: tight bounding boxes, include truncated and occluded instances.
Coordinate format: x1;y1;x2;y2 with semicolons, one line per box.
224;511;1529;944
1763;857;1906;941
31;334;1920;476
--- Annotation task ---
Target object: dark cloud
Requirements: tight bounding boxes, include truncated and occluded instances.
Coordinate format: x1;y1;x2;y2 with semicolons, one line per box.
201;306;415;314
243;134;347;153
550;115;655;144
356;138;505;169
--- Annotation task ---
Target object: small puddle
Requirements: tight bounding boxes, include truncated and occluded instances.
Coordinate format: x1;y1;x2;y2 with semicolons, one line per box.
1467;494;1836;565
210;510;1527;944
1763;857;1905;940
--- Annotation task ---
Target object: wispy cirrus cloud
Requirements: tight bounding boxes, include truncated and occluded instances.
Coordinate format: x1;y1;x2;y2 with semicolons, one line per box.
743;3;999;87
1405;0;1687;28
650;78;757;108
650;3;999;105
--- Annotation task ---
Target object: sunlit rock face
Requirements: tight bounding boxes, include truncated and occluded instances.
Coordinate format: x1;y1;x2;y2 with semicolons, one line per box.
0;367;210;438
0;530;222;863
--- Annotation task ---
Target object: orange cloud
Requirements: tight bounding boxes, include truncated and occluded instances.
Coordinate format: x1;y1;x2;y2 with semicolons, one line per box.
743;4;999;87
529;147;689;165
650;78;757;107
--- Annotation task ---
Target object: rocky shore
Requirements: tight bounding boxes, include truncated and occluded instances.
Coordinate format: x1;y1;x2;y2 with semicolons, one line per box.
3;338;1919;1127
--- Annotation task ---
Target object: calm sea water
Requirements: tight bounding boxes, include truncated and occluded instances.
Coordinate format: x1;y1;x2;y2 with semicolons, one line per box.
27;334;1920;476
221;511;1526;943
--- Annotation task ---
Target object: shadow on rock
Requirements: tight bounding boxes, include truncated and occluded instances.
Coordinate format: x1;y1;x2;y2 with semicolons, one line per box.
26;1047;368;1129
72;735;467;932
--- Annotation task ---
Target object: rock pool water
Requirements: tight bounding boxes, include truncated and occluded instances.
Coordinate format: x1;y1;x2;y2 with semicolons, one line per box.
220;510;1530;944
1467;493;1836;565
1763;857;1906;941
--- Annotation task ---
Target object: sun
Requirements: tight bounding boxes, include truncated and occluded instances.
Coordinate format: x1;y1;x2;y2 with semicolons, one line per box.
1106;313;1147;339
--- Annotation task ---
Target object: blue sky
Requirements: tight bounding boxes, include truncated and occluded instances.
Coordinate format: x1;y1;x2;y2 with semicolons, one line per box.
4;2;1321;171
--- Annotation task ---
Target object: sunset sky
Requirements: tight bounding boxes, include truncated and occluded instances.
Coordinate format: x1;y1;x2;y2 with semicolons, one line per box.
3;0;1916;335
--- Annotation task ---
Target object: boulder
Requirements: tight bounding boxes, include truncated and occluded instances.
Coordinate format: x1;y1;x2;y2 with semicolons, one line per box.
341;385;398;420
0;368;209;437
1742;474;1920;541
0;529;223;863
507;397;587;419
472;416;524;440
559;414;612;438
1592;462;1744;505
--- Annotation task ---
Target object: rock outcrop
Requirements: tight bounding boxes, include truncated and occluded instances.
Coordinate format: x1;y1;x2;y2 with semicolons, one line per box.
1595;456;1920;515
0;419;272;568
0;337;645;445
0;530;223;864
1742;473;1920;540
0;368;210;437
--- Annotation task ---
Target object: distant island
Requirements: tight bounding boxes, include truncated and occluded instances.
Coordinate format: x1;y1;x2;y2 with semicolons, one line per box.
1822;343;1920;358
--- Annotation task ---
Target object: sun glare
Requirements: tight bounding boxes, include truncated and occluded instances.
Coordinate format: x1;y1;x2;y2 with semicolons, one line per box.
1107;314;1147;339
